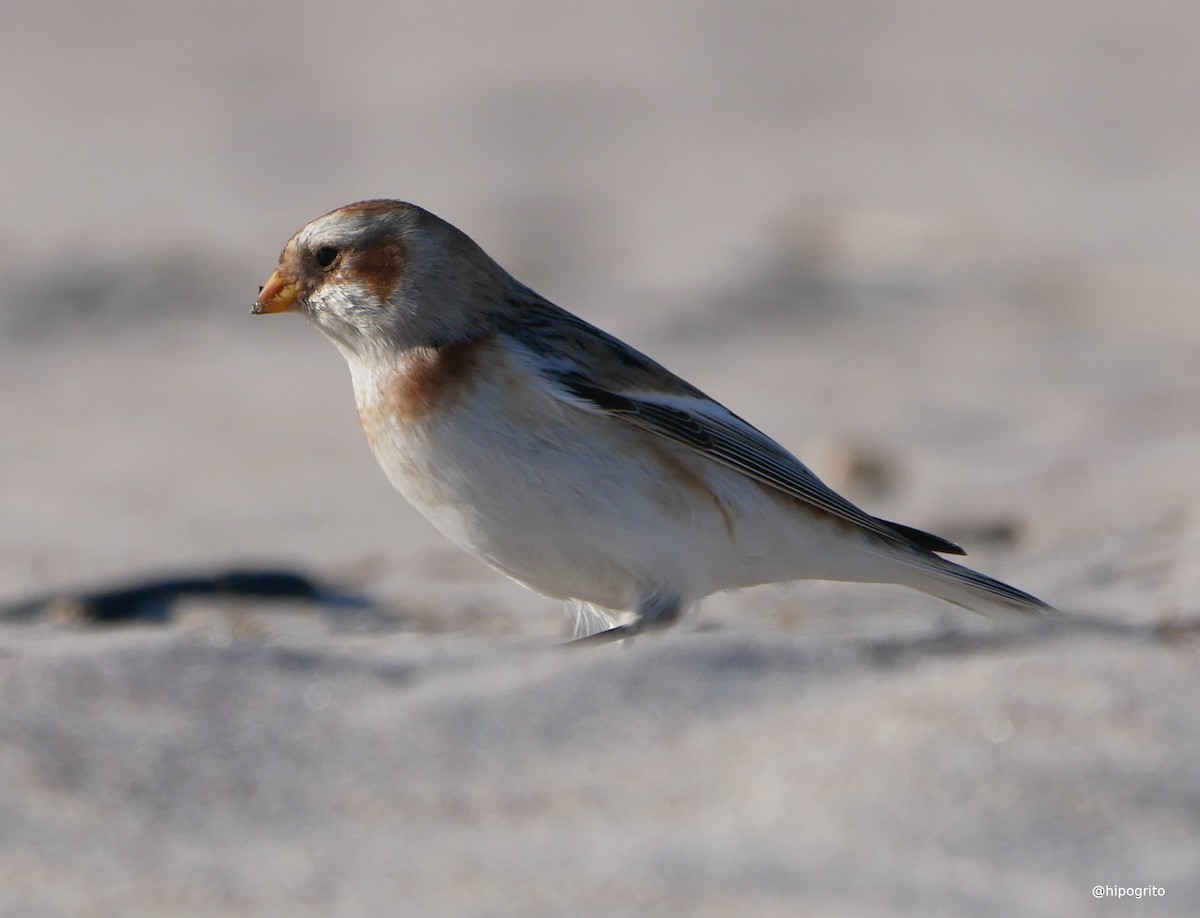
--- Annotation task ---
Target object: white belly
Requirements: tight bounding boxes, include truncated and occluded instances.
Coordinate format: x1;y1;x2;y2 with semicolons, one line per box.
348;350;868;613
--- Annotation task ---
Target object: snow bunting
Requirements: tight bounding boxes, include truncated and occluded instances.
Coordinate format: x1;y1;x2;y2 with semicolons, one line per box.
253;200;1053;640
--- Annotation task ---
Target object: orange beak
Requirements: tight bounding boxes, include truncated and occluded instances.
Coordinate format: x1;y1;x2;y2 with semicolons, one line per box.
251;269;301;315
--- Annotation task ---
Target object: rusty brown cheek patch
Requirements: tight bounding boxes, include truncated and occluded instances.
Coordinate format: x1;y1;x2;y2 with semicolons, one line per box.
347;236;406;303
357;337;491;443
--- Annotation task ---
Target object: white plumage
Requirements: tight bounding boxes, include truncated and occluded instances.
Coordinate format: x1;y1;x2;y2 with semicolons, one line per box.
254;199;1055;639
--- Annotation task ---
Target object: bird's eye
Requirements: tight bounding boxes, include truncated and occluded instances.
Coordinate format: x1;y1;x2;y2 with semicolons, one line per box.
314;246;339;268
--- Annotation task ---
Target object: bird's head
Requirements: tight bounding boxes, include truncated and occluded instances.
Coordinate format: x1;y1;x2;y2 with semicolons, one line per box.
253;200;513;358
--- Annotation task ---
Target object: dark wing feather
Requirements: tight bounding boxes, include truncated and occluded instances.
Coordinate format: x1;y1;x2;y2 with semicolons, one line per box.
544;371;965;556
496;291;964;556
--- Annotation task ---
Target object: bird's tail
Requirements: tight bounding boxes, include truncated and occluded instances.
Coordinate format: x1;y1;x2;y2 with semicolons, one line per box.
892;551;1055;618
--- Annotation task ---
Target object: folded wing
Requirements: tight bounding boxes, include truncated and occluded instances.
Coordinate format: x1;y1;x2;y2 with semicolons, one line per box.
496;296;964;557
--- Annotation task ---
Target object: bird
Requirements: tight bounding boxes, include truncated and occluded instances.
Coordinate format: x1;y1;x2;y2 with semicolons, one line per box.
252;200;1054;641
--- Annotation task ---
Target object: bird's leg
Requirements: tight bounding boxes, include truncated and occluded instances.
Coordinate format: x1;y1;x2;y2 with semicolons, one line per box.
568;591;681;646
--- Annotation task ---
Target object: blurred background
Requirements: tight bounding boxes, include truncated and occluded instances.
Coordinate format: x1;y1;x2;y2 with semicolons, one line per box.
3;0;1198;622
2;2;1198;915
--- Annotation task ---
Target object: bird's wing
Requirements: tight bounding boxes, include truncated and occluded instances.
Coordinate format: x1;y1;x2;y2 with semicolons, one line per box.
497;295;964;556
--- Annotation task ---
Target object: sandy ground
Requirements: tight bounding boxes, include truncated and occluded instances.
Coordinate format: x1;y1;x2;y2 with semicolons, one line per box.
2;2;1199;915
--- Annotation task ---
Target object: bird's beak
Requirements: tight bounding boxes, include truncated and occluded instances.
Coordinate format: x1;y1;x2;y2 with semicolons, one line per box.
251;269;300;315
